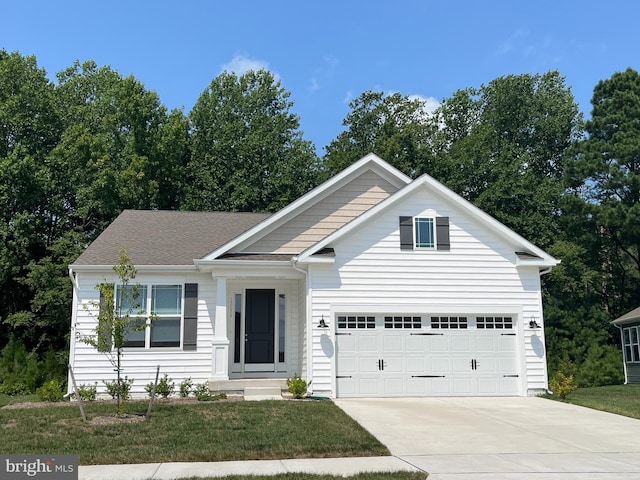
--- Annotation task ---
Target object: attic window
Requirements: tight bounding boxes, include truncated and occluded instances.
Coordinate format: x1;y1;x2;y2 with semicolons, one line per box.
400;216;450;251
414;218;435;249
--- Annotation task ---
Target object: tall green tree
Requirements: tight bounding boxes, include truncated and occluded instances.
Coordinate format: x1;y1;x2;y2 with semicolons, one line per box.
575;67;640;316
0;50;62;350
425;71;583;249
323;91;435;179
185;69;319;212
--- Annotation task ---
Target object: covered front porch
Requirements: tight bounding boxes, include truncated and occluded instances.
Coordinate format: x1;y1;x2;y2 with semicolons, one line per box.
203;262;308;384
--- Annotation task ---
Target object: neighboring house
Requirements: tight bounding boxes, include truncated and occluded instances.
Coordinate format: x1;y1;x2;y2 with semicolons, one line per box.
612;306;640;384
68;153;559;398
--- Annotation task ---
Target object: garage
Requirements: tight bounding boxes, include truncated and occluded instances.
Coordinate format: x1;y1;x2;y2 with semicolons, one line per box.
335;314;520;397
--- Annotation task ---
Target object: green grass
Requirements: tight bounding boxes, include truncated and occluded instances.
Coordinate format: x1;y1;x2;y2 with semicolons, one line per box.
0;394;39;407
554;384;640;419
0;400;388;465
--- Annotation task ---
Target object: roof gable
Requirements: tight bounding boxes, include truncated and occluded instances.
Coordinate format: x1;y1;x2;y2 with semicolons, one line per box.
199;153;411;261
295;172;559;267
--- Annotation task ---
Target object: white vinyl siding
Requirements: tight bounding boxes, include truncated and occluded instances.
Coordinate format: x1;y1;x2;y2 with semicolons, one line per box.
69;272;215;397
308;185;547;397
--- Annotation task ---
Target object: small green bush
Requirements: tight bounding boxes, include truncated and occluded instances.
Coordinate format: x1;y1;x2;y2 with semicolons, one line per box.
179;377;193;398
194;382;226;401
0;382;28;396
550;372;577;399
72;382;97;401
103;377;133;400
145;373;175;398
36;379;64;402
287;373;311;399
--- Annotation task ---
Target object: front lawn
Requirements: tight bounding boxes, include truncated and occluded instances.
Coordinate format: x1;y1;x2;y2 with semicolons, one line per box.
0;400;388;465
555;384;640;419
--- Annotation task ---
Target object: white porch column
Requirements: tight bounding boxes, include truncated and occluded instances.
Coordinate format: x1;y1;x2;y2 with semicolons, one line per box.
211;276;229;380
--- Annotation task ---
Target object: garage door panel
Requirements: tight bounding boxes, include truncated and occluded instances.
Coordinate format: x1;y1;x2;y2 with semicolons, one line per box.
382;334;403;352
406;356;426;373
357;334;378;351
336;314;519;397
475;334;496;352
451;335;470;352
357;356;380;373
383;378;405;395
406;377;428;395
358;377;381;396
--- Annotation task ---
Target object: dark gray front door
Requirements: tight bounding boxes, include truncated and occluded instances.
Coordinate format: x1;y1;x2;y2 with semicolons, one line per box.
245;289;275;364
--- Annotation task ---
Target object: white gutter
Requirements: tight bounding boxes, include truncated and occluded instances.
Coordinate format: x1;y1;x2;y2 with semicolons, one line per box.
68;267;79;289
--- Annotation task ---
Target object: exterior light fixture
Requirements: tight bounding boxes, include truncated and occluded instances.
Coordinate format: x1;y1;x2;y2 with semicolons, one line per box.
529;317;540;329
318;315;329;328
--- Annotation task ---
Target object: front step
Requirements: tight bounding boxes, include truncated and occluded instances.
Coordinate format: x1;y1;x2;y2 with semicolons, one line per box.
243;386;283;401
208;378;288;400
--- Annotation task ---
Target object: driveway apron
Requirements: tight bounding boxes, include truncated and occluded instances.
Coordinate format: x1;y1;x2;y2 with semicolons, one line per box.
334;396;640;479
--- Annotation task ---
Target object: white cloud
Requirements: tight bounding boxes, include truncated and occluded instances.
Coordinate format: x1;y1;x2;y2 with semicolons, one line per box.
343;90;354;104
408;94;441;116
220;55;280;80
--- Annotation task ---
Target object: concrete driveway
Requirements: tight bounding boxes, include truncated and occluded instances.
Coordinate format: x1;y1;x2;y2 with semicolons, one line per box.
335;396;640;479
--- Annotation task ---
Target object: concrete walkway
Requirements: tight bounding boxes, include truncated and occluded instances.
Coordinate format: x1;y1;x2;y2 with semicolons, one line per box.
334;396;640;479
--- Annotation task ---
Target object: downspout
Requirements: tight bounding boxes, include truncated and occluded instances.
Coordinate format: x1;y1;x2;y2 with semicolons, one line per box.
67;267;80;395
291;257;313;392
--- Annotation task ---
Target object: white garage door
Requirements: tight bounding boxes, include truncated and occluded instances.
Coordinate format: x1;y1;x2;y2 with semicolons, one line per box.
336;314;519;397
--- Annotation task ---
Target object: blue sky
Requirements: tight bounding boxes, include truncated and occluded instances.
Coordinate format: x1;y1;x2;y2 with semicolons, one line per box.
3;1;638;155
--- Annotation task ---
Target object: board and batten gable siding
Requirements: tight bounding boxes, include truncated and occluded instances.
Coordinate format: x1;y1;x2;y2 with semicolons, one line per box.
245;170;400;254
69;271;216;397
307;186;548;396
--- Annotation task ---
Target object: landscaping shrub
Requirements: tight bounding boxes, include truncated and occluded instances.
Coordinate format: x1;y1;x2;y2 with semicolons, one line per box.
194;382;226;401
179;377;193;398
145;373;175;398
70;382;97;401
103;377;134;400
287;373;311;399
550;372;577;399
36;379;64;402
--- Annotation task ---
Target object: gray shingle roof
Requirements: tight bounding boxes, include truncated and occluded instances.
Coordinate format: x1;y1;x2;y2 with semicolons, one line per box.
613;306;640;325
72;210;271;266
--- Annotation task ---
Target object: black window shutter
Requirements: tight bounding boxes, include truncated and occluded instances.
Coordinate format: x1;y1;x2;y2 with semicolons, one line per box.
183;283;198;350
399;216;413;250
436;217;450;251
97;284;113;352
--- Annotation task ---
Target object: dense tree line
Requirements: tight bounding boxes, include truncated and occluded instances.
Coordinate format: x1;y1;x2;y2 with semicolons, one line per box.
0;49;637;392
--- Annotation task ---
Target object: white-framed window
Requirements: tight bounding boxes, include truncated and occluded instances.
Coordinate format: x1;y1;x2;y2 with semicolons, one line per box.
117;284;183;348
623;326;640;363
414;217;436;249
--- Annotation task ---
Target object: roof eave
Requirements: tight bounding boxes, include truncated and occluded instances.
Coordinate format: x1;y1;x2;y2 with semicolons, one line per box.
69;264;198;273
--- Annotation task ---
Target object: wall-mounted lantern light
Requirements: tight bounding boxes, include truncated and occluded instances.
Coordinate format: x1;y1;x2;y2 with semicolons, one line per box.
529;316;540;329
318;315;329;328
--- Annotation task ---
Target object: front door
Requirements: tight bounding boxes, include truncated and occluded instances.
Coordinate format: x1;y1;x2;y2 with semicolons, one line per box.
244;289;275;371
